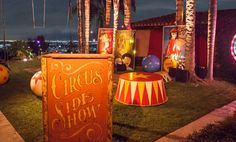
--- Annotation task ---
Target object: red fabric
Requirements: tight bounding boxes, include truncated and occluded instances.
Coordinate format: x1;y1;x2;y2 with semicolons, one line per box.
142;86;149;106
165;39;181;57
133;86;141;104
151;85;158;104
158;84;163;103
165;39;175;55
195;28;207;67
162;81;167;101
148;28;163;61
118;84;125;102
115;82;121;100
125;84;132;104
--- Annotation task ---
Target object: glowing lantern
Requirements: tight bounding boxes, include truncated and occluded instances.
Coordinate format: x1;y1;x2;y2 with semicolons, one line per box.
163;58;178;72
0;64;9;85
231;34;236;61
30;71;42;97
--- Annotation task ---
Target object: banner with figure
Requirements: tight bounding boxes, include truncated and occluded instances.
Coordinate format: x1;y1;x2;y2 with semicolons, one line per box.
115;30;135;71
97;28;113;54
162;25;186;72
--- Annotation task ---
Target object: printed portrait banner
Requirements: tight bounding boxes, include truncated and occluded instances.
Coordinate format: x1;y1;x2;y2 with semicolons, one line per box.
97;28;113;54
162;25;186;72
115;30;135;71
41;54;113;142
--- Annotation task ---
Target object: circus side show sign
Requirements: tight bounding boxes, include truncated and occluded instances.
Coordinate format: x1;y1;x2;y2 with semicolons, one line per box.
41;54;113;142
162;25;186;72
115;30;135;71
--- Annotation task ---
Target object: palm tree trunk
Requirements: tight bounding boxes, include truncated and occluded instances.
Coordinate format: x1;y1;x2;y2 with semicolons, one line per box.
77;0;84;53
207;0;217;80
105;0;112;27
124;0;131;28
185;0;197;81
176;0;184;25
113;0;119;55
84;0;90;53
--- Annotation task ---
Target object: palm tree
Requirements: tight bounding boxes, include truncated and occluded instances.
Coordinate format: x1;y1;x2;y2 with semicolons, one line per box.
76;0;135;53
207;0;218;81
84;0;90;53
105;0;112;27
77;0;84;53
113;0;120;54
185;0;197;81
176;0;184;25
124;0;131;28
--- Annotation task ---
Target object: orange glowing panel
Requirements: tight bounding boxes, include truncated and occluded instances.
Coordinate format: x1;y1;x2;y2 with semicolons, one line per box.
98;28;113;54
41;54;113;142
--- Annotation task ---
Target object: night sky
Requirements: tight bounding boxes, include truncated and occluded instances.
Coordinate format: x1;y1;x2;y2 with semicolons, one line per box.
1;0;236;40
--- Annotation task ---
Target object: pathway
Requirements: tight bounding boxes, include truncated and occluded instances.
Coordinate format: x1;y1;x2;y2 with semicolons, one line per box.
155;100;236;142
0;111;24;142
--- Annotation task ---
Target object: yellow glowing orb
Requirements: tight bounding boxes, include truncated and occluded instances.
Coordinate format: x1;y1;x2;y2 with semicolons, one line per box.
30;71;42;97
163;58;178;72
0;64;9;85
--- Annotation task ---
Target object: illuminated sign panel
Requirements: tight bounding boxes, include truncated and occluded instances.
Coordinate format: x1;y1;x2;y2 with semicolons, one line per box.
42;54;113;142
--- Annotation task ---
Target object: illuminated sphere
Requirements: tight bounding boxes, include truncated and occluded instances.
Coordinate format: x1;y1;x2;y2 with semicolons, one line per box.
142;55;161;72
30;71;42;97
163;58;178;72
0;64;10;85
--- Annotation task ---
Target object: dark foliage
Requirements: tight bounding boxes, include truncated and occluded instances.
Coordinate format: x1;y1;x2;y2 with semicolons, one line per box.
187;113;236;142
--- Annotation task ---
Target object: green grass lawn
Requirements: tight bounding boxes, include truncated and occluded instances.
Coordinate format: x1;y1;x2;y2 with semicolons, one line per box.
0;59;236;142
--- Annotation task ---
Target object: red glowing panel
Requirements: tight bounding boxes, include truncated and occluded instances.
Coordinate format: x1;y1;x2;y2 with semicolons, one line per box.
97;28;113;54
231;34;236;61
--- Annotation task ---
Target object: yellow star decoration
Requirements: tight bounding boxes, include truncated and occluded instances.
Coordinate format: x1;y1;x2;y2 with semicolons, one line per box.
130;73;150;80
